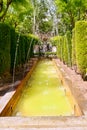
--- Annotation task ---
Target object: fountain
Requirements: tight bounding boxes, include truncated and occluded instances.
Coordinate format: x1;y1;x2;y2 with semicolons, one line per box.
23;37;41;77
23;38;34;77
26;38;34;63
12;34;20;89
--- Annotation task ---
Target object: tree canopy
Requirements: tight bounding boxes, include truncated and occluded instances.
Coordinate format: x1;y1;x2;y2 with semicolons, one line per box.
0;0;87;36
54;0;87;34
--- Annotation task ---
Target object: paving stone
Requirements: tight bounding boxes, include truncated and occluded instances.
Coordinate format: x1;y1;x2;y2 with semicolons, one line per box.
0;127;87;130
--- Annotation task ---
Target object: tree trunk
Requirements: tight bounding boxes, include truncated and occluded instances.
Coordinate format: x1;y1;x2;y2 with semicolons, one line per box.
33;8;36;34
68;11;75;29
0;0;12;21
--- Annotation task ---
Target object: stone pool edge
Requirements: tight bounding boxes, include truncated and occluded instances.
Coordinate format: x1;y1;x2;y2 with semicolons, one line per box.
0;59;38;116
0;58;83;116
53;59;83;116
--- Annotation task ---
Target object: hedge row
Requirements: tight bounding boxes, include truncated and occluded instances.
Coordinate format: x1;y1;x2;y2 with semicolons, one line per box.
72;28;76;66
0;23;11;75
0;23;40;76
50;21;87;76
75;21;87;75
50;31;72;67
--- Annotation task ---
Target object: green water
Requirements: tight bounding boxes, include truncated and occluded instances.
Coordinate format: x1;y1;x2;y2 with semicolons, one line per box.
12;59;73;116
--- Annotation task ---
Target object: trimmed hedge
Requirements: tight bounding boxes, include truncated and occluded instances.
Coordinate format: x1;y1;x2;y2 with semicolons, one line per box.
72;28;76;66
63;35;68;64
0;23;11;74
10;28;16;73
50;36;63;59
27;34;40;58
0;23;40;76
50;21;87;77
75;21;87;75
65;31;72;66
50;31;72;66
12;33;40;73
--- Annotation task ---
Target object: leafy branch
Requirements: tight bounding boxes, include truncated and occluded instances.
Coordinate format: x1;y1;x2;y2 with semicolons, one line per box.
0;0;12;21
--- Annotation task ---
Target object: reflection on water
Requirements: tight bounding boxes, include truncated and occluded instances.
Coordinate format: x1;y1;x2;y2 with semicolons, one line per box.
12;59;73;116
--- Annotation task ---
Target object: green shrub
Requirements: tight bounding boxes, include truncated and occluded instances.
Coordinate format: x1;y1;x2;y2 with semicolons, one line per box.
14;33;40;66
62;32;72;66
50;32;72;66
50;36;64;60
0;23;11;75
28;34;40;58
20;35;26;64
61;36;64;62
24;36;30;61
57;36;63;60
66;31;72;66
10;27;16;73
75;21;87;75
63;35;68;64
0;23;40;76
72;28;76;66
14;33;21;67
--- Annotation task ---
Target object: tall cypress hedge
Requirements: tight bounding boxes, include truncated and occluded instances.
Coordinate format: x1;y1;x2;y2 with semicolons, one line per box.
21;35;26;64
17;35;22;66
57;36;62;59
0;23;11;75
0;23;40;76
50;36;59;57
63;35;68;64
72;28;76;66
28;34;40;58
50;36;63;60
50;32;72;66
13;34;39;69
75;21;87;75
10;28;16;73
66;31;72;66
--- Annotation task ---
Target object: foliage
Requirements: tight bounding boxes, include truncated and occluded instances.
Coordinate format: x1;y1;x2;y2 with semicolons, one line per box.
10;27;16;73
63;35;68;64
31;0;54;34
39;20;53;33
62;34;72;66
5;0;33;34
75;21;87;75
50;36;63;59
27;34;40;58
50;32;72;66
13;33;40;71
66;31;72;66
54;0;87;34
0;22;40;76
0;23;11;75
1;0;54;35
72;28;76;66
37;0;53;33
0;0;12;21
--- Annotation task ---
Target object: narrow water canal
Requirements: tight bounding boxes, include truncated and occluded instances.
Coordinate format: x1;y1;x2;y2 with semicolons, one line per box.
12;59;73;116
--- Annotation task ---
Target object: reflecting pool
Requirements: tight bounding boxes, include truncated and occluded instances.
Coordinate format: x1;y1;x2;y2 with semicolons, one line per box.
12;59;73;116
